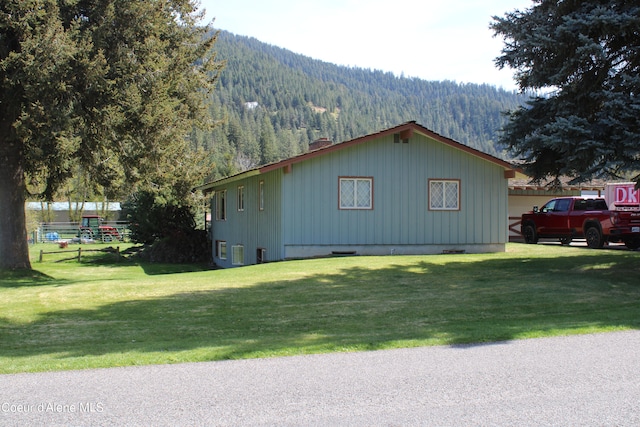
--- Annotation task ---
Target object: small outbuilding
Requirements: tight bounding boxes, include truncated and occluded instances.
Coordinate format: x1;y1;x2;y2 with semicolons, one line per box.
200;121;517;268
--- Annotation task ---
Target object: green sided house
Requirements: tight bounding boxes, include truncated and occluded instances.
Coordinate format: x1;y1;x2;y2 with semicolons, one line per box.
200;121;517;268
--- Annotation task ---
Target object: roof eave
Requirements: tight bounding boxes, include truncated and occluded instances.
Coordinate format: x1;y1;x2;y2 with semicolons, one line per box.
260;121;516;174
196;169;261;193
197;121;518;192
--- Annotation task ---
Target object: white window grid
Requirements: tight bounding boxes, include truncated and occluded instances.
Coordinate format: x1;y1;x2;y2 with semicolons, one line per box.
430;180;459;210
340;178;372;209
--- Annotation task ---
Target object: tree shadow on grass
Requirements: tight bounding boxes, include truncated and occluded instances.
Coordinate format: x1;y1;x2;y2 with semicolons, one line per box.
0;269;55;288
116;246;217;275
78;247;216;276
1;251;639;372
2;257;210;291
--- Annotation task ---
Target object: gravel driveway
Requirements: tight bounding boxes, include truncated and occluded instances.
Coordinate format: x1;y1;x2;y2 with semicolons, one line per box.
2;331;639;426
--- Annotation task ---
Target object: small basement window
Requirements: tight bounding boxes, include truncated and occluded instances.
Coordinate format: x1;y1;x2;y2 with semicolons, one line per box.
257;248;266;264
217;241;227;260
232;245;244;266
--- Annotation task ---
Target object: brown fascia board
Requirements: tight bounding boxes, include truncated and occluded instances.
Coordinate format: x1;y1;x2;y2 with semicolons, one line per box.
196;169;261;193
415;126;515;171
200;121;517;189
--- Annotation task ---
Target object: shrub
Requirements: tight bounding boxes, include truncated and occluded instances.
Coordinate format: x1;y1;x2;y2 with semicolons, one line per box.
140;229;211;264
122;191;196;244
122;190;210;263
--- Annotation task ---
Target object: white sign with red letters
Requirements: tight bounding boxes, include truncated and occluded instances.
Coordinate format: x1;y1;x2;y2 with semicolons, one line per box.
605;183;640;208
614;185;639;205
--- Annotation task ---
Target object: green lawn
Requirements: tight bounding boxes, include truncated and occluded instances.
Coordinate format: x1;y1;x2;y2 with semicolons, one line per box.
1;243;639;374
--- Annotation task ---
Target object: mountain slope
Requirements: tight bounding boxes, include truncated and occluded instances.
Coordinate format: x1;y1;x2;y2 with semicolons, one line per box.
197;31;525;180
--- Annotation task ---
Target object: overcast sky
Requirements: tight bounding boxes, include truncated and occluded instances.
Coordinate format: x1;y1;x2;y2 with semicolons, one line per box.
198;0;533;91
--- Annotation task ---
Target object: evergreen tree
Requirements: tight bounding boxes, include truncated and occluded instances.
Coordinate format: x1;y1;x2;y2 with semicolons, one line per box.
0;0;221;270
492;0;640;186
241;113;261;167
209;31;524;163
259;116;278;164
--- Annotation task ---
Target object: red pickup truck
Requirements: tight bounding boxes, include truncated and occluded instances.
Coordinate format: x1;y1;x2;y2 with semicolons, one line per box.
521;197;640;249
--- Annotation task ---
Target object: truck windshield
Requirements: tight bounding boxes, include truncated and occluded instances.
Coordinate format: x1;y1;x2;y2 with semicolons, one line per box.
541;200;556;212
541;199;570;212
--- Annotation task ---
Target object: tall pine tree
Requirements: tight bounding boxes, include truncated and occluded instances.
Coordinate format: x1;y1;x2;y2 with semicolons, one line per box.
0;0;221;269
259;115;278;165
492;0;640;186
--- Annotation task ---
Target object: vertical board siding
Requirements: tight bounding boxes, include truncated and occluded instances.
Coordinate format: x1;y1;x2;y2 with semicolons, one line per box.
211;172;282;268
283;134;507;247
256;171;283;262
212;131;508;266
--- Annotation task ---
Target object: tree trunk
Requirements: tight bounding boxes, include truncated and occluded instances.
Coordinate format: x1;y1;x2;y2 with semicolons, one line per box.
0;123;32;270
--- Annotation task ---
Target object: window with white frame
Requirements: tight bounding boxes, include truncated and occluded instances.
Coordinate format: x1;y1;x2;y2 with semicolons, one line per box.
259;180;264;211
237;185;245;211
232;245;244;265
217;241;227;260
216;190;227;220
429;180;460;210
339;177;373;209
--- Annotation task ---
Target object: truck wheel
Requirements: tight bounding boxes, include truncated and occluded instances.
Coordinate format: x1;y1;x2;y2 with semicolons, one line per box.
623;237;640;250
102;234;113;243
523;225;538;244
585;227;604;249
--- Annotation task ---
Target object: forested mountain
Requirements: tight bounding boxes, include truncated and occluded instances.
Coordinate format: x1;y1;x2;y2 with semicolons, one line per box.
195;31;526;181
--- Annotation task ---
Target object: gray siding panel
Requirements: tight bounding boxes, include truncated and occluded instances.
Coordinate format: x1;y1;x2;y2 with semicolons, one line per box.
211;130;508;266
211;172;282;268
283;134;507;249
